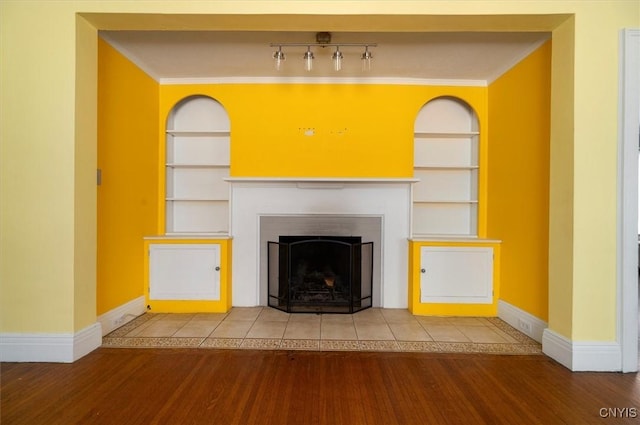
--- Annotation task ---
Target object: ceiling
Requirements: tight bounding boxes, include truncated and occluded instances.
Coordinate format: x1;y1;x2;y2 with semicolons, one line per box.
100;31;550;84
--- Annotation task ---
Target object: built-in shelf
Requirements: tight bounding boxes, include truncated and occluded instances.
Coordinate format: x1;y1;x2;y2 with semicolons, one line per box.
166;130;230;136
413;200;478;204
166;198;228;201
166;164;229;168
145;234;231;240
224;177;420;183
165;95;230;234
410;236;501;243
414;131;479;138
413;97;479;237
414;166;479;170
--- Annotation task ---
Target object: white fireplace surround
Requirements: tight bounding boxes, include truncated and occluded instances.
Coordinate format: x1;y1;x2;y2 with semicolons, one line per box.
227;178;417;308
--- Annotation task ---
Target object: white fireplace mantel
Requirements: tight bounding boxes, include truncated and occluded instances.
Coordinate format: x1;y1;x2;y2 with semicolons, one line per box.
224;177;419;187
225;177;420;182
226;177;417;308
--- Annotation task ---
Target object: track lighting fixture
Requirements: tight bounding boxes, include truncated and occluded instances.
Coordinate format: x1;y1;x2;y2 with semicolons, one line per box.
270;32;376;72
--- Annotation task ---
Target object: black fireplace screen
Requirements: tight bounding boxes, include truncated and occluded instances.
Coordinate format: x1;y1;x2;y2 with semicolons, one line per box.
268;236;373;314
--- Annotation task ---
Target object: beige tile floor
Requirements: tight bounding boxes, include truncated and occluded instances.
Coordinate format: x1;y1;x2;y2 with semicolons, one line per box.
103;307;542;354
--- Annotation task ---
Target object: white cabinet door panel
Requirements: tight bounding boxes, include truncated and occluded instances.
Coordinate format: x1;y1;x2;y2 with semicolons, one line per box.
420;246;493;304
149;244;220;300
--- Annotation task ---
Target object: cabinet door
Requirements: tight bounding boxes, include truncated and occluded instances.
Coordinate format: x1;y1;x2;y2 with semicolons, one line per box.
419;246;493;304
149;244;220;300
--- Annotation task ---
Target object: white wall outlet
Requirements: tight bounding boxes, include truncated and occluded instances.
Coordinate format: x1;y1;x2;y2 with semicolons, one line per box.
518;318;532;335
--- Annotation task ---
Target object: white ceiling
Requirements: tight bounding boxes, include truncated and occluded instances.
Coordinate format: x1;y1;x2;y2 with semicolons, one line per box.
100;31;550;84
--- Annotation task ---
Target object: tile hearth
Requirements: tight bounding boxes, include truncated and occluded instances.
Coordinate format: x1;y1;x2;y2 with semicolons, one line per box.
103;308;541;355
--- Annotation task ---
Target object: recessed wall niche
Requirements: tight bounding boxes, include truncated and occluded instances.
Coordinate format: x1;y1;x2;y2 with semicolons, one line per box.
413;96;479;237
165;95;230;234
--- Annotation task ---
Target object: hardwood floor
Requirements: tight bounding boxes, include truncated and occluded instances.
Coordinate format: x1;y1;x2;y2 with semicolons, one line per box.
2;348;639;425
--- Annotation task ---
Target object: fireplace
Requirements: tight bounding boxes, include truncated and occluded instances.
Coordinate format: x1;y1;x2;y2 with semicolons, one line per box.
227;178;414;308
268;236;373;313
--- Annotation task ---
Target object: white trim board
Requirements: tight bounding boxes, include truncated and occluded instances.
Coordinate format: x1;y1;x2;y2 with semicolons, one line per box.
617;28;640;373
498;301;624;371
159;76;488;87
497;300;547;343
542;329;622;372
97;296;146;336
0;322;102;363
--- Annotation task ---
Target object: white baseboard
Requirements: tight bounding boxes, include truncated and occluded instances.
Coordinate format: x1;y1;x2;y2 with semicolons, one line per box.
498;300;624;371
0;322;102;363
497;300;547;343
97;296;146;336
542;329;622;371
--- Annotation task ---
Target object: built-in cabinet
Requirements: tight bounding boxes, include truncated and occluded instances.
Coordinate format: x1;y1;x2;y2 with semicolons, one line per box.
144;238;232;313
409;96;500;316
145;95;232;313
413;97;479;237
419;246;493;304
165;95;230;234
408;240;501;316
149;243;221;301
148;93;496;315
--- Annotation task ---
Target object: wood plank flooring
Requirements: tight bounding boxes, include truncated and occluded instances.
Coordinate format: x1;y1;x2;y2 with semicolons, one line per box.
2;348;639;425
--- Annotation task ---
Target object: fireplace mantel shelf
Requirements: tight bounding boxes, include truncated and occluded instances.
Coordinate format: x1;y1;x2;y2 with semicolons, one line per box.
224;177;420;184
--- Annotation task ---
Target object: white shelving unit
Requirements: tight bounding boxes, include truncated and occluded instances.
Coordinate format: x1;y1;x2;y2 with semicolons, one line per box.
413;97;479;237
165;96;230;234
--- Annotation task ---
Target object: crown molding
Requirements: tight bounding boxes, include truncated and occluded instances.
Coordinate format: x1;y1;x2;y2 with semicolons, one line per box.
158;76;487;86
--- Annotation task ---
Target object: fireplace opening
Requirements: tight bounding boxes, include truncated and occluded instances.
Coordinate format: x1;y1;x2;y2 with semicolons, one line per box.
268;236;373;313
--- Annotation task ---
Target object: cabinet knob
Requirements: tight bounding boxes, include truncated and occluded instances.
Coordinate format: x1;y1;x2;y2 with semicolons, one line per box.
215;266;220;271
421;268;426;274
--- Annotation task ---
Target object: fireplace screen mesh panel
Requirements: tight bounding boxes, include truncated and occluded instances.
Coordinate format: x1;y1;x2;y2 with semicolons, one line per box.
268;236;373;314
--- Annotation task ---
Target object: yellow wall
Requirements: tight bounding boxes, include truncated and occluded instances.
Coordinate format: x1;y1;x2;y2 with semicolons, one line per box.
548;17;576;339
159;84;486;178
1;1;638;347
97;39;159;316
229;84;414;178
0;3;79;333
157;84;486;235
406;42;547;317
75;16;99;330
487;40;551;321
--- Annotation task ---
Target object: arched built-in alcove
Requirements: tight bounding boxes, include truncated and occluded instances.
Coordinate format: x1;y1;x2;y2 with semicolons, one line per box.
165;95;230;234
413;96;480;237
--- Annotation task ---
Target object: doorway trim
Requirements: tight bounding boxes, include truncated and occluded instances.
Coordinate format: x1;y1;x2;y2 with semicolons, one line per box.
617;28;640;373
